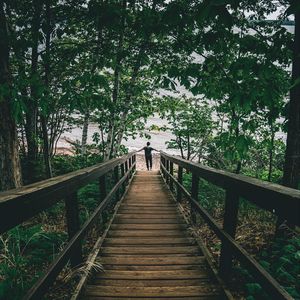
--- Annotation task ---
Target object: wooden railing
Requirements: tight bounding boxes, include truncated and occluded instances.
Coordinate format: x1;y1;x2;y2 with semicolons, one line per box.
160;152;299;300
0;152;136;300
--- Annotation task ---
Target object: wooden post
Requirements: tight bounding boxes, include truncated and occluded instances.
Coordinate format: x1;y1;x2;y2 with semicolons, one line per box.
114;165;119;202
177;166;183;202
133;155;136;172
99;175;107;202
166;160;170;185
191;173;199;224
170;162;174;191
125;160;129;185
161;157;164;178
65;192;82;267
219;190;239;278
121;163;125;193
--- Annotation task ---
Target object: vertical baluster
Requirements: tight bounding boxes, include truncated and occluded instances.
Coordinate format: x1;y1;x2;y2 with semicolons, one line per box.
129;157;132;178
177;166;183;202
191;173;199;224
121;163;125;193
169;162;174;191
125;160;129;185
99;175;107;202
65;192;82;267
166;160;170;185
114;165;119;202
133;154;136;172
219;190;239;278
98;174;107;228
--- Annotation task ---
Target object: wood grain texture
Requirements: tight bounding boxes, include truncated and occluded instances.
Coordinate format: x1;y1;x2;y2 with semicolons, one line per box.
82;171;226;299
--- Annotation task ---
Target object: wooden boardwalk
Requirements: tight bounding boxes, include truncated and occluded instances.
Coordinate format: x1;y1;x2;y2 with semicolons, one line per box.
82;171;227;299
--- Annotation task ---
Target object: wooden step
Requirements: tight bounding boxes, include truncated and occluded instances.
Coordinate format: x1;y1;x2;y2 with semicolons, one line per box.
110;224;187;230
107;230;186;237
94;270;212;280
80;172;228;300
101;264;209;271
92;278;212;287
113;218;184;224
101;246;200;254
98;256;205;266
103;237;194;246
85;285;221;298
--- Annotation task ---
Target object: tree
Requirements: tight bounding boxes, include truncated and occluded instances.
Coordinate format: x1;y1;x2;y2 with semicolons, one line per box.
0;1;22;190
283;2;300;189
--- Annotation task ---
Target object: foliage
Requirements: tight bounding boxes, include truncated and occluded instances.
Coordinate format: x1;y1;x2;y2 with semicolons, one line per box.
0;225;67;299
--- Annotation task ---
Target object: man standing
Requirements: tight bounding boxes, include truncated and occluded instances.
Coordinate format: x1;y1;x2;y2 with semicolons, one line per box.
138;142;158;170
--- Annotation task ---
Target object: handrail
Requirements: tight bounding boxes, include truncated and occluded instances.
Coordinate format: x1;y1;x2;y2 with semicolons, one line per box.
160;152;297;300
160;152;300;225
0;152;136;234
0;152;136;300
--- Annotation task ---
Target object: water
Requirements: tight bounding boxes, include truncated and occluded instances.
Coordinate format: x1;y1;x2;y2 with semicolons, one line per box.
57;115;180;155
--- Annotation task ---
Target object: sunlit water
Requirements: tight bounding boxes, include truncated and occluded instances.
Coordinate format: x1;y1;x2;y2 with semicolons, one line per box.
57;115;180;155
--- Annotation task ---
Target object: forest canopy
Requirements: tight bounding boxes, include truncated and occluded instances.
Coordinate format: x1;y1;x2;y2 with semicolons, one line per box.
0;0;299;191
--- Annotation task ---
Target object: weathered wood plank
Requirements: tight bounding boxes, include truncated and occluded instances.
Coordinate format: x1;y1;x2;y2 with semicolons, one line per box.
98;256;205;265
85;285;221;297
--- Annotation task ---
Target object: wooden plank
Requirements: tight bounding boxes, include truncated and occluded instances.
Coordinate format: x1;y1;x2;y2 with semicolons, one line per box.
86;297;220;300
86;295;219;300
101;264;209;271
110;224;187;230
114;214;180;219
100;246;200;255
103;237;193;245
92;279;213;287
94;270;212;280
107;230;186;237
113;219;184;224
98;256;205;265
85;285;221;297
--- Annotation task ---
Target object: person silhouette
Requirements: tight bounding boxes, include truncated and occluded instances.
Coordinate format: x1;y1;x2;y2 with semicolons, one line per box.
137;142;159;170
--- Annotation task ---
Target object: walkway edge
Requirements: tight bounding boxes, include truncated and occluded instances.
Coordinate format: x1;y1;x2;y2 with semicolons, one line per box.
71;170;136;300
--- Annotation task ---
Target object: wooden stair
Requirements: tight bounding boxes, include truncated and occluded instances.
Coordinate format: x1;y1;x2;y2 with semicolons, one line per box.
82;171;226;299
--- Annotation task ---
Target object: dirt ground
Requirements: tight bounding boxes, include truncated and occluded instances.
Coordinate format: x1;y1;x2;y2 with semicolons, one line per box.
135;153;160;171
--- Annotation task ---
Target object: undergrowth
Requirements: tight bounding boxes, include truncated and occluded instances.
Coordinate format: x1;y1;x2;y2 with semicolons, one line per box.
181;171;300;300
0;154;110;300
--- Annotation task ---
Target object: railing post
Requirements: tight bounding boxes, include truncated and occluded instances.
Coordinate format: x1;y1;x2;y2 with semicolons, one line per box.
99;175;107;202
65;192;83;267
177;166;183;202
125;160;129;185
169;162;174;191
133;154;136;172
114;165;120;202
121;163;125;192
129;157;132;177
219;190;239;278
166;159;170;185
191;173;199;224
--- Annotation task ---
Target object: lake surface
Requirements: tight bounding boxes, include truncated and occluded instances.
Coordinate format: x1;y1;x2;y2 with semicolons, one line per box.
57;115;181;155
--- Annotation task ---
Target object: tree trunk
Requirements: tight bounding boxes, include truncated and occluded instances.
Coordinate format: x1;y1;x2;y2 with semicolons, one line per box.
41;0;52;178
0;2;22;190
81;112;89;155
283;8;300;189
104;0;127;161
267;123;275;182
25;0;42;182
